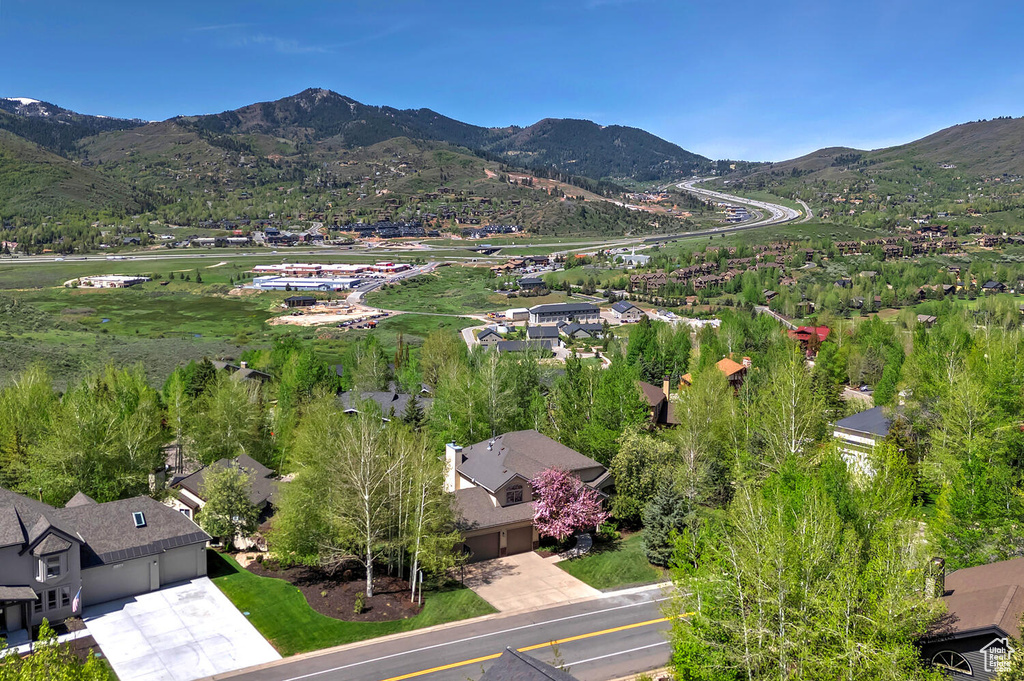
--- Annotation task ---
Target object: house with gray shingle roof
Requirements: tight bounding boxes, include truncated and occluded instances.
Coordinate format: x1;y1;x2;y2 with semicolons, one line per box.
0;486;209;640
444;430;612;562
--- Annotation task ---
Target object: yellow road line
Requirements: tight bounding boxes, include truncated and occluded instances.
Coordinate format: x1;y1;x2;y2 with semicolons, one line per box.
378;615;681;681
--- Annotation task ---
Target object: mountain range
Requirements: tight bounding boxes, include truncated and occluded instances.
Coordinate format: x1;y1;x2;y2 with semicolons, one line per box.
1;88;1023;226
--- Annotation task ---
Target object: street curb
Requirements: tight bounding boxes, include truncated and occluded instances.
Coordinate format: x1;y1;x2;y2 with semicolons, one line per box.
203;582;667;680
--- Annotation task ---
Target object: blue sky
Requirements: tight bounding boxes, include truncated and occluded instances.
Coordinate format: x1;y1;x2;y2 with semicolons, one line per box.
3;0;1023;160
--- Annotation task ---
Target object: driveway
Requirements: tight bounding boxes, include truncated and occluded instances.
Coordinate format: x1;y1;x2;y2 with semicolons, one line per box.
463;552;600;612
84;577;280;681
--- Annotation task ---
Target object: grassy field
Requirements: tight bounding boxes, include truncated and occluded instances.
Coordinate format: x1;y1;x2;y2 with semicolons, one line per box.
209;551;495;656
365;266;572;315
557;534;666;590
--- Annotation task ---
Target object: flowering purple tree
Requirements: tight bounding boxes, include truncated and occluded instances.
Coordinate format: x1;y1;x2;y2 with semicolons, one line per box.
531;468;609;542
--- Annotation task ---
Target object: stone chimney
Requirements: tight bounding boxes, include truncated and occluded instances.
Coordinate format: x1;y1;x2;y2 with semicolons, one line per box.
444;443;463;493
742;356;752;369
925;557;946;598
662;375;670;401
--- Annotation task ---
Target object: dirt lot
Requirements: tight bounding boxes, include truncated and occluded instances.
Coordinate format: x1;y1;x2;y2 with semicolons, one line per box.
246;560;422;622
268;304;390;327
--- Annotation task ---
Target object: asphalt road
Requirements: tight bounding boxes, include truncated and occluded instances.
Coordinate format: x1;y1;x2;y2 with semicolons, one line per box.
211;589;674;681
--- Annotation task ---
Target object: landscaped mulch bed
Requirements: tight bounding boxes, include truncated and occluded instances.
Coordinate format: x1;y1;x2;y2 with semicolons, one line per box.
245;559;422;622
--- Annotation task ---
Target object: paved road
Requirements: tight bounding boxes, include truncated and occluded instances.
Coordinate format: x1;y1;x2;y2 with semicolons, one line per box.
211;590;673;681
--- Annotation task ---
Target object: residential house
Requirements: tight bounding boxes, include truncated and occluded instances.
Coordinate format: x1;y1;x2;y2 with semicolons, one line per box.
920;557;1024;678
167;454;278;528
610;301;644;323
788;326;830;355
445;430;612;561
982;280;1006;294
917;314;938;327
477;328;503;348
561;323;604;341
338;387;434;420
833;406;891;476
681;356;751;392
0;487;209;640
210;360;272;384
528;303;599;325
638;379;678;427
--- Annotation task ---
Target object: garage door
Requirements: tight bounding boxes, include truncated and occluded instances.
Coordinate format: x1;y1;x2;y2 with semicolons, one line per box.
506;527;534;555
82;558;152;604
160;545;202;587
464;533;500;562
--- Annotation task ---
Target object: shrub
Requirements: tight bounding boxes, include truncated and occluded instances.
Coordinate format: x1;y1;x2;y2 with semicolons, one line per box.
354;591;365;614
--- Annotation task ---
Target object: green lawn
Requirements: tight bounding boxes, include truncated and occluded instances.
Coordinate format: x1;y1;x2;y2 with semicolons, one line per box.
208;551;495;656
557;534;666;590
365;266;571;315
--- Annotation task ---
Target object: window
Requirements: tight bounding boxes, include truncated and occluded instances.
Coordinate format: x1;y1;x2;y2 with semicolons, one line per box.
33;594;42;614
46;590;57;611
60;587;71;608
44;555;62;578
505;484;523;505
931;651;973;675
179;508;192;519
133;511;146;527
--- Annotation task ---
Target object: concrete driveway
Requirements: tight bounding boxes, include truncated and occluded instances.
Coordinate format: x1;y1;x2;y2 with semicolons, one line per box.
462;552;600;612
84;577;280;681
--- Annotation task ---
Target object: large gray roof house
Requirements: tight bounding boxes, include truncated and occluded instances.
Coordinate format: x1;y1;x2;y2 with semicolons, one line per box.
444;430;612;562
0;486;209;640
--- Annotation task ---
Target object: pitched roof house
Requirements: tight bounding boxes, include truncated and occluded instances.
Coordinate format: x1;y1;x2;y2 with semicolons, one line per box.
0;487;209;639
610;300;644;322
921;557;1024;678
338;388;433;420
445;431;612;562
638;379;679;426
833;406;891;476
681;356;751;392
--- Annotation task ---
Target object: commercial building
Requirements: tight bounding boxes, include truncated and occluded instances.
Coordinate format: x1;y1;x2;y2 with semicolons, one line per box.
527;302;599;325
252;276;361;291
73;275;151;289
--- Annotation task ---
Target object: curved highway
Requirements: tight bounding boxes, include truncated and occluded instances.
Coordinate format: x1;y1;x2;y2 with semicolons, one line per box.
641;178;803;244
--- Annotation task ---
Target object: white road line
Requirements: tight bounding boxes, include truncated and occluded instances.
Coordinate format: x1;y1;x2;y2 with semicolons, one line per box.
279;597;670;681
564;640;670;667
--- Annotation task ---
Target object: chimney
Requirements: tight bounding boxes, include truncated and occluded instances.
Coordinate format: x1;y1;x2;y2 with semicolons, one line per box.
444;443;463;493
662;375;670;401
742;356;752;368
925;557;946;598
240;361;248;369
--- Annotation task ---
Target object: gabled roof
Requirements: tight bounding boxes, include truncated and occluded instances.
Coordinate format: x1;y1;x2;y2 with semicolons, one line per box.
519;277;543;285
835;406;891;437
477;328;501;340
527;325;559;339
935;557;1024;639
456;430;604;493
481;648;579;681
562;322;603;337
173;454;278;507
0;505;25;548
0;486;210;566
638;380;666;407
454;487;535;531
611;300;639;313
495;340;552;353
338;390;434;417
65;491;98;508
717;357;746;377
31;533;73;556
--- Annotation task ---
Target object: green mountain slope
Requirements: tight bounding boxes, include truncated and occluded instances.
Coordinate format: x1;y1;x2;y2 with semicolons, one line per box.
0;98;145;156
0;130;142;219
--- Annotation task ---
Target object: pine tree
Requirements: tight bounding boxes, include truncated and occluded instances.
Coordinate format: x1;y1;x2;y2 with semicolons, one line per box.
401;393;426;430
642;478;694;567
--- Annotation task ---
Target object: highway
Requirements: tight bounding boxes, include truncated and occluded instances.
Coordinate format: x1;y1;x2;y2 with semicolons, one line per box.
210;589;674;681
